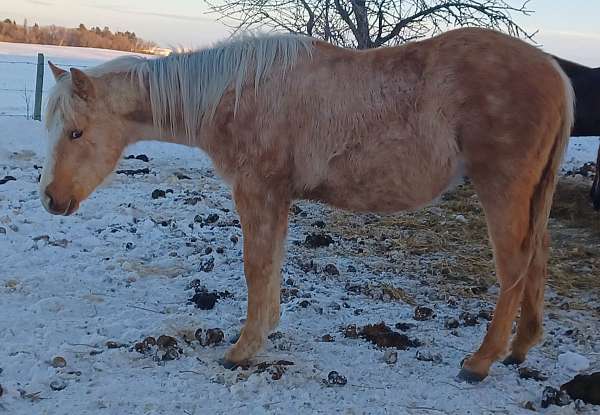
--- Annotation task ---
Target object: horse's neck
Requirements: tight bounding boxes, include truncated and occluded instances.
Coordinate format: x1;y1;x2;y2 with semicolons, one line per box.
124;117;191;147
118;79;193;147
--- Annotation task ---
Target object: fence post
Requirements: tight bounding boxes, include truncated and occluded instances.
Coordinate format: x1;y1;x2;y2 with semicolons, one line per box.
33;53;44;121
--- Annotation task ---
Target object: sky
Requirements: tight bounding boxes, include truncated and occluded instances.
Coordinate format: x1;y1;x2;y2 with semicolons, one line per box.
1;0;599;65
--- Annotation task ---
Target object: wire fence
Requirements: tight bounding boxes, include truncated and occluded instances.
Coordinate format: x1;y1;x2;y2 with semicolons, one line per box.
0;55;89;120
0;60;88;66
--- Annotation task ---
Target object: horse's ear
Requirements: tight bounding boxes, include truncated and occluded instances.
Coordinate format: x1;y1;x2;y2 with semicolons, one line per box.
48;61;67;80
69;68;95;101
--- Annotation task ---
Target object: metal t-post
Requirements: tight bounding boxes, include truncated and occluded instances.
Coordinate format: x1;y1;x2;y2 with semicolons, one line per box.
33;53;44;121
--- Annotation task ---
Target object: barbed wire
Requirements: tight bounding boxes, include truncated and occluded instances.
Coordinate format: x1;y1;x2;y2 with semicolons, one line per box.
0;87;51;92
0;60;89;67
0;57;89;118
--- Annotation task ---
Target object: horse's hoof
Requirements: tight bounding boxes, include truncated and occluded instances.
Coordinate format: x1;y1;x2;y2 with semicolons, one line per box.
502;355;524;366
229;333;240;344
218;358;239;370
457;368;487;384
218;357;251;370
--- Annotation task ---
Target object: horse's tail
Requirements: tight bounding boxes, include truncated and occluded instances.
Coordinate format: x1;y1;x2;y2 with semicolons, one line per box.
592;145;600;210
506;58;573;295
504;59;574;294
523;59;574;254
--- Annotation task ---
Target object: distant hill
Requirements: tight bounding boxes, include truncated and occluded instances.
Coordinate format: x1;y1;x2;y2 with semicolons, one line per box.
0;19;159;55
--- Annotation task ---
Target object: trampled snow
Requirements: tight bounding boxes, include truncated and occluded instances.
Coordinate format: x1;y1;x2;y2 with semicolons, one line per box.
1;42;599;415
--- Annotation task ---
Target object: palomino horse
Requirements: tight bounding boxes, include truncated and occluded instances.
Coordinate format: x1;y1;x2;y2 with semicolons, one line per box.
553;56;600;210
41;28;574;382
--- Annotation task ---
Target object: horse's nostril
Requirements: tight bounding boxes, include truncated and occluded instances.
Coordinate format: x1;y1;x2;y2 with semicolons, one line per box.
45;191;54;209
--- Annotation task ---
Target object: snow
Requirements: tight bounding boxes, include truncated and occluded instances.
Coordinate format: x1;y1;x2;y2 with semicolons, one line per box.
562;137;599;172
1;42;600;415
557;352;591;373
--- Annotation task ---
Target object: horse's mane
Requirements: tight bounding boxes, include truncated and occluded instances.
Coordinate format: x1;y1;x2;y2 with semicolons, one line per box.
45;34;314;140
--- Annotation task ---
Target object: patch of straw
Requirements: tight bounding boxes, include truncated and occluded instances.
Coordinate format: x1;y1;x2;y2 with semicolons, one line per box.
325;178;600;311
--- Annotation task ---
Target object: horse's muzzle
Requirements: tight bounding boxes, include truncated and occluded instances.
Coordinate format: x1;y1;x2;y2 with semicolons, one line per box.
42;190;77;216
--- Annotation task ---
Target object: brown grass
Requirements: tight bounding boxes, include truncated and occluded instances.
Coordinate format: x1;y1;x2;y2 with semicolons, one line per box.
551;177;600;233
547;178;600;297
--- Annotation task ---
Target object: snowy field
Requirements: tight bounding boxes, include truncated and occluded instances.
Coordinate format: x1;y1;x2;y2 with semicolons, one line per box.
0;42;145;117
1;42;599;415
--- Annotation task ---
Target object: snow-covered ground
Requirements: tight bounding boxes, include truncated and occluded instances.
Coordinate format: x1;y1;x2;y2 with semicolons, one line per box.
563;139;599;172
1;42;599;415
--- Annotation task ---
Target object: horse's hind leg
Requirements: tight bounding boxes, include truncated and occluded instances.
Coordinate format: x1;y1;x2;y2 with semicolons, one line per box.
503;231;550;365
458;95;566;382
458;179;533;382
224;181;289;365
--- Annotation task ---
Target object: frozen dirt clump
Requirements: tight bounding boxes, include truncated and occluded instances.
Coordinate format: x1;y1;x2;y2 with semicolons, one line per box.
413;306;434;321
194;328;225;347
254;360;295;381
541;386;572;408
0;176;16;185
359;322;420;349
115;167;150;176
188;284;233;310
304;233;334;248
518;367;548;381
323;371;347;386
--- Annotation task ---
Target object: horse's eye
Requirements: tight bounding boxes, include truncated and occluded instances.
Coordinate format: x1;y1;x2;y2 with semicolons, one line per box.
70;130;83;140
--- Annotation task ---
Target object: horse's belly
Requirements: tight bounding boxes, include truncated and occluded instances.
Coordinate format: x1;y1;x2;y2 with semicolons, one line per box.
295;122;462;213
303;161;460;213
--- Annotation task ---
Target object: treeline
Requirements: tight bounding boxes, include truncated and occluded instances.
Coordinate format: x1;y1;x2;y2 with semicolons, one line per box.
0;19;157;54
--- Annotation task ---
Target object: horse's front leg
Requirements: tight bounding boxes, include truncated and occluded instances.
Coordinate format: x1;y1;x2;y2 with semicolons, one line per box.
224;183;290;365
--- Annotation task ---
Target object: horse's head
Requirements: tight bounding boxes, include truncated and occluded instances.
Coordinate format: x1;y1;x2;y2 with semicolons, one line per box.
40;62;134;215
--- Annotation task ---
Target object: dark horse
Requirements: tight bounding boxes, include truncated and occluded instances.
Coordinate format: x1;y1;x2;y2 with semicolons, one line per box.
554;56;600;210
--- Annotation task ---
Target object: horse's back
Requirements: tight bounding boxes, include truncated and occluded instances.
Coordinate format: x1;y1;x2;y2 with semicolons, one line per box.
236;28;570;212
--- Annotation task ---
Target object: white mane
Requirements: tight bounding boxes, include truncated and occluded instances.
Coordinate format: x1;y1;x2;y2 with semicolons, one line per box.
45;34;314;140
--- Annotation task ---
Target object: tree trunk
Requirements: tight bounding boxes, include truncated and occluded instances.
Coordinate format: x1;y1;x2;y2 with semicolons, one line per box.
350;0;371;49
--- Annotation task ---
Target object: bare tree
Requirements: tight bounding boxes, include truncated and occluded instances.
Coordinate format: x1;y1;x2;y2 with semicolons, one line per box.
206;0;534;49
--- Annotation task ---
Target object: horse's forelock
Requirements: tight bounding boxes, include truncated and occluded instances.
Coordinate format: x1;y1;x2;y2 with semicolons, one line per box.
45;80;75;131
44;80;72;130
